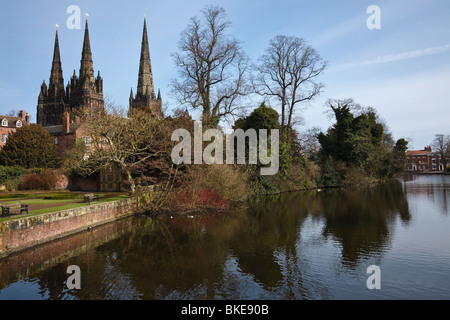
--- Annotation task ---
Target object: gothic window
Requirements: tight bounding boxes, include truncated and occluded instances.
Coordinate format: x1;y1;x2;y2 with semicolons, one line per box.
1;119;7;127
16;120;22;128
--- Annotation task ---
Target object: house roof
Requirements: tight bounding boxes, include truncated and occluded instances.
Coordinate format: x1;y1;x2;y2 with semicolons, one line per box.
406;150;428;155
44;123;81;135
0;115;27;128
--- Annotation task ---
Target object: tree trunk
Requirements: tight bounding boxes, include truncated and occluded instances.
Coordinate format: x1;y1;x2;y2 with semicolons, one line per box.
123;167;136;195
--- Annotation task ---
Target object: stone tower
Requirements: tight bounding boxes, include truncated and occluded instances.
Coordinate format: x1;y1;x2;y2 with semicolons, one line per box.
128;18;162;119
37;18;103;127
65;17;104;118
37;27;66;127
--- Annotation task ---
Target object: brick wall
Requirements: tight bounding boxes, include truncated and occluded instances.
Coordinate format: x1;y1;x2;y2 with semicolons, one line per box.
0;127;15;147
0;217;135;285
0;197;137;258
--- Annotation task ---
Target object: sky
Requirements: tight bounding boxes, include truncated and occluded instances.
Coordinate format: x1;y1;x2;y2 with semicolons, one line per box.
0;0;449;150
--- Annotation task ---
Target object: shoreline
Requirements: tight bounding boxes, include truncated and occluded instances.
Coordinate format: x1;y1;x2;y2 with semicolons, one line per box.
0;197;137;259
2;171;447;259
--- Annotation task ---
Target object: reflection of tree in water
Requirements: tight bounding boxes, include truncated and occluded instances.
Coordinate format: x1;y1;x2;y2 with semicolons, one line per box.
8;179;413;299
72;193;326;299
81;214;242;299
227;194;309;294
319;179;410;268
225;192;336;299
63;182;410;299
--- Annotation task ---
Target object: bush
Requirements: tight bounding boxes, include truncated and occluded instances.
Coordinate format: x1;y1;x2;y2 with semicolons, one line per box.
19;170;59;191
166;164;251;209
0;166;27;191
0;124;61;168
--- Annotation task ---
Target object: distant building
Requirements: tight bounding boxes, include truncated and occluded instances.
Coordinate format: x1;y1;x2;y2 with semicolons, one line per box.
0;110;30;148
405;147;444;172
37;19;103;128
38;17;160;192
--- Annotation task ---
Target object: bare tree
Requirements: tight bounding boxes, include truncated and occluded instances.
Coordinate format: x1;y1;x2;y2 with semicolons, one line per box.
254;35;327;134
170;5;250;126
66;104;174;195
298;126;322;158
432;134;450;171
6;109;20;116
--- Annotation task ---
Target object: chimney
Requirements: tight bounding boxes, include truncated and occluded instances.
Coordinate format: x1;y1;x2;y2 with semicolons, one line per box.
62;112;70;134
18;110;25;119
25;112;30;125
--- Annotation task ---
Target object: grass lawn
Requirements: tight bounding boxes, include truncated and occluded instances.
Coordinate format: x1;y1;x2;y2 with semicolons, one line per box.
0;191;130;221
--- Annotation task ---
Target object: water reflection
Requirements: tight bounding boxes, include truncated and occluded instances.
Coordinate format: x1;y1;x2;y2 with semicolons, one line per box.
319;180;411;268
2;175;450;299
403;174;449;215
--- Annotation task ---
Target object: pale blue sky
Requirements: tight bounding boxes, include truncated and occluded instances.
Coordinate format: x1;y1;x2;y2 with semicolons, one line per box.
1;0;449;150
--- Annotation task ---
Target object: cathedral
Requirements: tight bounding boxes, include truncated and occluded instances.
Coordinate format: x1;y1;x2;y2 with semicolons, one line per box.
37;16;161;128
37;16;162;191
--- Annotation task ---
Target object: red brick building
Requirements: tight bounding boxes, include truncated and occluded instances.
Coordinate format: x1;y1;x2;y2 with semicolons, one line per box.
405;147;444;172
44;112;121;192
0;110;30;148
44;112;85;156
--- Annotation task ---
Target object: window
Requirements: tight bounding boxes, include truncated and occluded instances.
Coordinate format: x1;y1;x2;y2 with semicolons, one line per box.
16;120;22;128
1;119;8;127
84;136;91;146
1;134;7;143
55;137;59;145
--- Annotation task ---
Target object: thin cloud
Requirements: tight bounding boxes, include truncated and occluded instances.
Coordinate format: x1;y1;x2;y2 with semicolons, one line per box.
337;44;450;68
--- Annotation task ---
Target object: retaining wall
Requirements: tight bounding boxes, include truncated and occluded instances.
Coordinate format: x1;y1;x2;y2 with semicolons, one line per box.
0;197;137;259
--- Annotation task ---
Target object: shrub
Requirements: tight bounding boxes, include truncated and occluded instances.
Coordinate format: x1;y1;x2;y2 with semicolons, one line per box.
0;124;60;168
166;164;251;209
0;166;27;191
20;170;58;191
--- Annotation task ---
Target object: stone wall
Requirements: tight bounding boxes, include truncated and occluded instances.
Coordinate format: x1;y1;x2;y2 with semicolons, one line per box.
0;216;136;287
0;197;137;259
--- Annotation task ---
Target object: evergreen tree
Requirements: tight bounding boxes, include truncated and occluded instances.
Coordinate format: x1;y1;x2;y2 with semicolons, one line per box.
0;124;60;168
317;99;407;184
234;102;280;131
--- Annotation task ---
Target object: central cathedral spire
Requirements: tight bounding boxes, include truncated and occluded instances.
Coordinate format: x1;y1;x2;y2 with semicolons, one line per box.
129;17;161;118
136;17;155;98
79;16;94;84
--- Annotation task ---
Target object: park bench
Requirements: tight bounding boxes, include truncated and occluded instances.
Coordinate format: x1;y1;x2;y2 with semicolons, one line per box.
1;201;29;217
83;193;100;204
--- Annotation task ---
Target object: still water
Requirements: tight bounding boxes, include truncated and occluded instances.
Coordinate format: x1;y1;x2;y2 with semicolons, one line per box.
1;174;449;300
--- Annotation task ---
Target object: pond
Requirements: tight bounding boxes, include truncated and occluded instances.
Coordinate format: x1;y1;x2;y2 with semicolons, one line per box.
0;174;449;300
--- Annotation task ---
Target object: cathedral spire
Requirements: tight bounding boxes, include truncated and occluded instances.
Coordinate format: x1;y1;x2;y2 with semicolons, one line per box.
49;26;64;91
79;15;94;84
137;17;155;98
